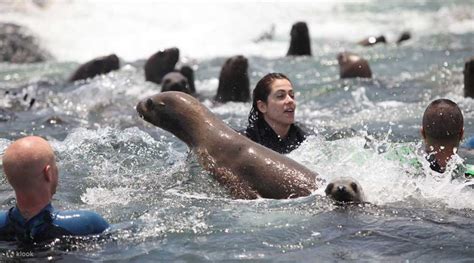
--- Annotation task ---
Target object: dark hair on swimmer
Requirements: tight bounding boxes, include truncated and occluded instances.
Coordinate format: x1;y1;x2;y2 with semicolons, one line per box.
422;99;463;144
248;73;291;126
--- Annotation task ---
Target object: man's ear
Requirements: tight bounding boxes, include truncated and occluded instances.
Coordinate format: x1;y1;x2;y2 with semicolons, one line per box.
256;100;267;114
43;165;53;182
420;127;426;139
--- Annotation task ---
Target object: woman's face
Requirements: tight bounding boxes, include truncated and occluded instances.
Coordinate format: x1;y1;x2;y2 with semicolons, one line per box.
257;78;296;127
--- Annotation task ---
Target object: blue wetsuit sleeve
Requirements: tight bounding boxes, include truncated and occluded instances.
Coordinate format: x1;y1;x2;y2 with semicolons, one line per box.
0;211;8;230
53;210;109;236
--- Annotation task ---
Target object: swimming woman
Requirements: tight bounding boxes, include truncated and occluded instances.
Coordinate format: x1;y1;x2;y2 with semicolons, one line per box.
242;73;309;154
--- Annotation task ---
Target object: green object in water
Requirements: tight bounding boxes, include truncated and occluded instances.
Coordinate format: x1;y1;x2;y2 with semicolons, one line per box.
465;164;474;178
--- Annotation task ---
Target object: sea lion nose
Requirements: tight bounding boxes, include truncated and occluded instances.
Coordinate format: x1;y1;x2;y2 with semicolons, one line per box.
136;101;146;119
337;185;345;192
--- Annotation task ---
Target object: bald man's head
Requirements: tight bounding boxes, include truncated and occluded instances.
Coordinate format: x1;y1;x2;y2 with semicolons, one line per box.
2;136;58;195
422;99;464;146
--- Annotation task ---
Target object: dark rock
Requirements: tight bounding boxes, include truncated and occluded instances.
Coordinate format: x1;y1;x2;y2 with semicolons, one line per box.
0;22;51;63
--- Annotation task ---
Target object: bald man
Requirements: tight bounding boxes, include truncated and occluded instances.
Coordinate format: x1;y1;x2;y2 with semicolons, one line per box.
0;136;109;244
421;99;464;173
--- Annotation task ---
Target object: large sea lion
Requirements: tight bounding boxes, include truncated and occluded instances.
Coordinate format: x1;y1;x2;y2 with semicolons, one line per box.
69;54;120;82
286;22;311;56
464;56;474;98
337;52;372;79
136;91;324;199
325;177;365;204
358;35;386;46
214;55;250;103
144;47;180;85
160;72;190;94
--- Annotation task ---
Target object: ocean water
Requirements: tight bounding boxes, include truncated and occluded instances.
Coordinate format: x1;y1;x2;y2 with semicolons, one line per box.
1;0;474;261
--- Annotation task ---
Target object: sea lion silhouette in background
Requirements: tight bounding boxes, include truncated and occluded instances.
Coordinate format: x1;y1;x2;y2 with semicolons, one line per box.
179;65;196;94
144;47;180;85
337;52;372;79
69;54;120;82
396;31;411;45
286;22;311;56
136;92;324;199
160;72;190;94
214;55;250;103
325;177;366;204
358;35;386;47
464;57;474;98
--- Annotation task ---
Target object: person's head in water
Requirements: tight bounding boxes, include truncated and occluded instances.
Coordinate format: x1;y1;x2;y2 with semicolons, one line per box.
421;99;464;170
249;73;296;138
2;136;59;219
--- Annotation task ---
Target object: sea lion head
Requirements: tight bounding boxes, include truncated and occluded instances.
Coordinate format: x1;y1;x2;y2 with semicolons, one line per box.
337;52;372;79
287;21;311;56
144;47;180;84
325;176;365;204
136;91;201;146
146;47;179;68
291;22;309;39
69;54;120;82
91;54;120;75
161;72;190;94
215;55;250;102
227;55;248;75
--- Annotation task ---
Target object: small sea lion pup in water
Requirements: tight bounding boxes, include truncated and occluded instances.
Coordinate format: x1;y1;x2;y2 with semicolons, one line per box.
160;72;191;94
214;55;250;103
69;54;120;82
325;177;366;204
137;91;324;199
337;52;372;79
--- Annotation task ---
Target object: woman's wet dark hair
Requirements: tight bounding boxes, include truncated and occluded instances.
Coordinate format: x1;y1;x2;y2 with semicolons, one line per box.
248;73;291;126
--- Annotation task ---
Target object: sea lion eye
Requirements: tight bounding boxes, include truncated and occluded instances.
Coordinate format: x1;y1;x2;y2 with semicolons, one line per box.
146;98;154;110
350;182;358;193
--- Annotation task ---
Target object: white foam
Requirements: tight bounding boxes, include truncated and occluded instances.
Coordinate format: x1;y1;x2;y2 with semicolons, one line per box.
290;136;474;209
81;186;135;205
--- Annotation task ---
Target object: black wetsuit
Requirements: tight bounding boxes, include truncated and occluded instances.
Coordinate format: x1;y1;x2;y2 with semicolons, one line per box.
425;154;474;178
242;118;308;154
426;154;443;173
